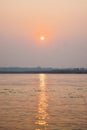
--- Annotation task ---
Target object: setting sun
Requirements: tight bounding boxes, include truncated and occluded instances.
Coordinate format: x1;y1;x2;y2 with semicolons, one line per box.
40;36;45;41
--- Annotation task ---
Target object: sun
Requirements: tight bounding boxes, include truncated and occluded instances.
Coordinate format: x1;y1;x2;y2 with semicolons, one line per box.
40;36;45;41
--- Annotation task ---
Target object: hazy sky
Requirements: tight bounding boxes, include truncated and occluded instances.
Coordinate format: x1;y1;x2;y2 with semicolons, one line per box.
0;0;87;67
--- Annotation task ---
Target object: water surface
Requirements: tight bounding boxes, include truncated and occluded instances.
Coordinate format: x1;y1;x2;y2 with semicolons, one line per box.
0;74;87;130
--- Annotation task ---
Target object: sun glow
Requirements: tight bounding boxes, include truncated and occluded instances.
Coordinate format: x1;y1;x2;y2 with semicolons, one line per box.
40;36;45;41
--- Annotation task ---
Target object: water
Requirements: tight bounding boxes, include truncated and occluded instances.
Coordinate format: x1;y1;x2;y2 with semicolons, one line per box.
0;74;87;130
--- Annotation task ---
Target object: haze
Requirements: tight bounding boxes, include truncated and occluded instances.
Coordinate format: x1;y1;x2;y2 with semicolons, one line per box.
0;0;87;68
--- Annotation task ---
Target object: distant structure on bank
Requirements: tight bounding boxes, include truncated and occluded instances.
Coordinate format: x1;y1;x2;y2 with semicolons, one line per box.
0;67;87;73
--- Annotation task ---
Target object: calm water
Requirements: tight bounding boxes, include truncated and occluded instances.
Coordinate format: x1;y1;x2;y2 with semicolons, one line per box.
0;74;87;130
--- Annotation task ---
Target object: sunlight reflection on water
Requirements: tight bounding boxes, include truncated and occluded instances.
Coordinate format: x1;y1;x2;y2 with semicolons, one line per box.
35;74;48;130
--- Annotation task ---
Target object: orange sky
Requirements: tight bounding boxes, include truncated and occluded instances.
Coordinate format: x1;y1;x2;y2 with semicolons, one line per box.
0;0;87;67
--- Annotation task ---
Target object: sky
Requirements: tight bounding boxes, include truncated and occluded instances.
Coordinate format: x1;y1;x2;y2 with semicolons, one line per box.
0;0;87;68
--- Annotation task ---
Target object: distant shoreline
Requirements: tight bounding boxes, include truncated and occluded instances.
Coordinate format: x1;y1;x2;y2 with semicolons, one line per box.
0;68;87;74
0;72;87;74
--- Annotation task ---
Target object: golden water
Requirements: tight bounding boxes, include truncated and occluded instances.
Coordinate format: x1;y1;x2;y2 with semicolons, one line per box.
0;74;87;130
